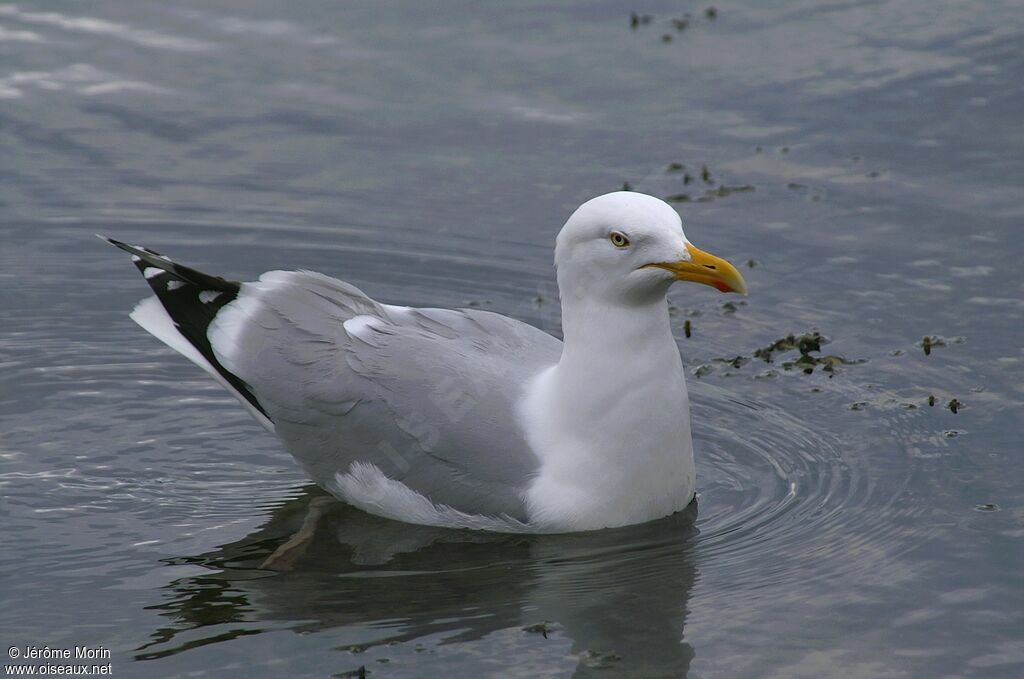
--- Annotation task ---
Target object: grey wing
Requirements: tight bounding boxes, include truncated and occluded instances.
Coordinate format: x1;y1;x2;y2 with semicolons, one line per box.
208;270;562;520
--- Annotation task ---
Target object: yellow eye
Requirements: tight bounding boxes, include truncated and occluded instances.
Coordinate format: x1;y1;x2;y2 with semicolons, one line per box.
610;231;630;248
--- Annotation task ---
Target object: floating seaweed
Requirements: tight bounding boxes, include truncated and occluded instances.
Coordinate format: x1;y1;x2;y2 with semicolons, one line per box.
715;355;750;369
919;334;965;355
629;12;652;28
663;160;754;201
666;185;754;203
789;354;862;376
921;335;939;355
710;184;755;197
948;398;961;414
684;319;692;338
753;331;864;376
753;332;825;362
693;364;714;378
523;621;559;638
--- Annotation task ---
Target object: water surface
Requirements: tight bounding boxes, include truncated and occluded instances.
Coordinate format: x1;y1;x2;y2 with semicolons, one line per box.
2;1;1022;677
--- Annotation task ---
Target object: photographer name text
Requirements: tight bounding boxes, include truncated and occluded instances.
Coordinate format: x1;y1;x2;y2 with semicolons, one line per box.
10;647;109;661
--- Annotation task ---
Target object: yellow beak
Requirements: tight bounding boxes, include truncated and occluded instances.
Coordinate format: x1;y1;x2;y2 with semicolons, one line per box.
644;243;748;295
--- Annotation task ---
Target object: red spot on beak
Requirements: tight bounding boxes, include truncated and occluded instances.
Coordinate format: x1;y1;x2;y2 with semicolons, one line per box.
712;281;733;293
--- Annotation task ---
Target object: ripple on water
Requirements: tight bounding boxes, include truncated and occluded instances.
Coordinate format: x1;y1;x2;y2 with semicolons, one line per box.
689;379;930;596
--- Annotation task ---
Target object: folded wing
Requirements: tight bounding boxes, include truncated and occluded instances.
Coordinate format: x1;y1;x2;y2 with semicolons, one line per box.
206;270;561;521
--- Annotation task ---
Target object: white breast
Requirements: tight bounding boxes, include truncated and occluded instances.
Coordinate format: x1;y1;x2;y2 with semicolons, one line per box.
519;357;696;532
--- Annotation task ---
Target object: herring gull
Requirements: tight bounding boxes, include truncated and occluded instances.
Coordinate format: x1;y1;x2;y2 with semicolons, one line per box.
103;191;747;533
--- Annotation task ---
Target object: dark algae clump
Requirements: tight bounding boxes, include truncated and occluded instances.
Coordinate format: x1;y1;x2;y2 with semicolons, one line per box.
715;355;751;369
708;184;755;199
663;161;755;203
523;621;560;639
699;331;865;379
629;8;717;40
693;364;714;378
752;331;864;376
753;332;824;362
919;334;964;356
948;398;962;414
629;12;652;28
922;335;938;355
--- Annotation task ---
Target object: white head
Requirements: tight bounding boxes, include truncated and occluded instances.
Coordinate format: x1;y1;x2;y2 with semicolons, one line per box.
555;191;747;307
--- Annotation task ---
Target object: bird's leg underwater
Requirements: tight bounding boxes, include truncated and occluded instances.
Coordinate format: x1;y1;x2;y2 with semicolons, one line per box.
259;496;336;571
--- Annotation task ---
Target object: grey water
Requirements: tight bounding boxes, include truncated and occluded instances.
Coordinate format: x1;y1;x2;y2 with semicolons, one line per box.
1;1;1022;677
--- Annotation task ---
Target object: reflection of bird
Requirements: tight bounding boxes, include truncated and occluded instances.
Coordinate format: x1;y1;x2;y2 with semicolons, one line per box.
104;191;746;532
139;487;699;676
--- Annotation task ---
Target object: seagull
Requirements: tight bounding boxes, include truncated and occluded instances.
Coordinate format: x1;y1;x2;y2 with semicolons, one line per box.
104;191;747;533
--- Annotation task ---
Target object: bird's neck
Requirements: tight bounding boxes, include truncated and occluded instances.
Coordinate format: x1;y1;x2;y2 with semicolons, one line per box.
557;295;681;378
549;292;689;446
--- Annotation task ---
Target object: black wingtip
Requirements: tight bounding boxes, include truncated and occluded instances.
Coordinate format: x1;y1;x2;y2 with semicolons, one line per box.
96;234;131;249
97;234;133;252
106;236;267;421
100;235;165;260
